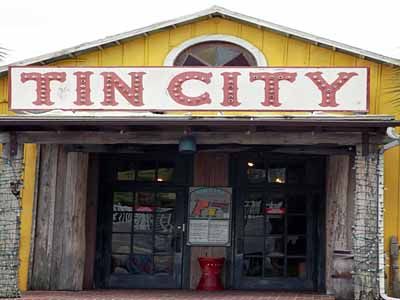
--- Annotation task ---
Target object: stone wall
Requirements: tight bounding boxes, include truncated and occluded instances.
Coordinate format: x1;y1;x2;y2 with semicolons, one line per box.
0;146;24;298
352;144;381;300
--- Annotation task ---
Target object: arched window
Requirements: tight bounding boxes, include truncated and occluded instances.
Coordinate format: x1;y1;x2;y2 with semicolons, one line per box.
173;41;257;67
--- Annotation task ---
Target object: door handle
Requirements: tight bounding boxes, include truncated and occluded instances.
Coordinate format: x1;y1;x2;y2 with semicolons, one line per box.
175;224;184;253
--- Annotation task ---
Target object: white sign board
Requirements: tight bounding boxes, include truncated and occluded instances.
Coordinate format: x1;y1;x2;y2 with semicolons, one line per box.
9;67;369;112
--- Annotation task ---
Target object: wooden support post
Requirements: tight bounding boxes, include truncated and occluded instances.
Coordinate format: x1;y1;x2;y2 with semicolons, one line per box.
390;236;400;297
31;146;89;291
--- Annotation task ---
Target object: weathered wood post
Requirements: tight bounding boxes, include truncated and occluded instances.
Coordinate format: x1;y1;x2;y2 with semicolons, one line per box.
0;133;24;298
390;236;400;296
352;143;381;300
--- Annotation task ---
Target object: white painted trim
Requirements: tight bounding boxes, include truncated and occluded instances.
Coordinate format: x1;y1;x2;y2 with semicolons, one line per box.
163;34;267;66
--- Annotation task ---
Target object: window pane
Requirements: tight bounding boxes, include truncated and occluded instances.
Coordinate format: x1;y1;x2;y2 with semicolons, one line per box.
155;210;174;233
287;258;307;278
265;192;285;215
265;237;284;257
134;213;153;232
268;167;286;184
112;233;131;254
264;257;284;277
247;161;266;183
243;256;263;277
111;254;129;274
155;235;173;254
157;161;175;182
244;237;264;256
113;212;132;232
135;192;157;210
128;255;153;274
244;192;263;236
287;236;307;255
287;216;307;235
133;234;153;254
265;215;284;234
137;161;156;182
158;192;176;208
117;162;135;181
154;255;173;275
113;192;134;209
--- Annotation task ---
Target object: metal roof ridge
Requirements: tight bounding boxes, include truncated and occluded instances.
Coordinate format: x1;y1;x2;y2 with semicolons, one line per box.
1;5;400;75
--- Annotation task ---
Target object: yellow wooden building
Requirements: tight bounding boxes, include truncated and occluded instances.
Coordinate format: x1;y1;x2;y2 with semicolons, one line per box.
0;6;400;300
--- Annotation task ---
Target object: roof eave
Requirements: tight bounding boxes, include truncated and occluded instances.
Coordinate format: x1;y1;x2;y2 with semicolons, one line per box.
1;5;400;77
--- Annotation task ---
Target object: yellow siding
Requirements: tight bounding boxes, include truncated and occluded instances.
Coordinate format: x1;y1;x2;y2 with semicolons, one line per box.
18;144;37;291
1;16;400;290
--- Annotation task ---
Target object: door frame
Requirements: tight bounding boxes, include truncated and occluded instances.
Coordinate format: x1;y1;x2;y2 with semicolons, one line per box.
228;152;326;291
94;152;193;289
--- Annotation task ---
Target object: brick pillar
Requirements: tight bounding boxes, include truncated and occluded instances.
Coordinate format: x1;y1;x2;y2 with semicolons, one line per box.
0;143;24;298
352;144;381;300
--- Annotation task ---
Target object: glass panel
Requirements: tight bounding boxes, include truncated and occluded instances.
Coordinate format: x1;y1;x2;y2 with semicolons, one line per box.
268;167;286;184
287;258;307;278
111;254;129;274
265;192;285;214
265;237;284;257
133;234;153;254
287;193;307;213
158;192;176;208
128;254;153;274
134;213;153;232
113;192;134;209
112;233;130;254
287;166;305;184
155;235;173;254
117;162;135;181
244;237;264;256
287;236;307;255
247;161;266;183
137;161;156;182
264;257;284;277
288;216;307;235
265;215;284;234
244;192;263;236
157;161;175;182
243;256;263;277
135;192;157;210
155;210;174;233
154;255;173;275
113;212;132;232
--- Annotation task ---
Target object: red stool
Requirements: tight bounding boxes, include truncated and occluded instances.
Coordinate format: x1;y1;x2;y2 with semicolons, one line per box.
196;257;225;291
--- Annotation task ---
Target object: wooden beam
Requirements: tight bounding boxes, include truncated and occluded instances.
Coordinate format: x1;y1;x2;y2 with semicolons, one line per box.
16;131;369;146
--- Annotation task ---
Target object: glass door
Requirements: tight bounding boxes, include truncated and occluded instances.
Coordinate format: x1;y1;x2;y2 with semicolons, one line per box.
96;154;191;289
233;154;325;290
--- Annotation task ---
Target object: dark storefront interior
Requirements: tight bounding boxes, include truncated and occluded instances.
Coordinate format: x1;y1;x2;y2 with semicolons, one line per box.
94;148;326;291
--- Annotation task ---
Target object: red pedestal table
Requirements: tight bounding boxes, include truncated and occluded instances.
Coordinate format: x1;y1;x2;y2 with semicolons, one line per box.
196;257;225;291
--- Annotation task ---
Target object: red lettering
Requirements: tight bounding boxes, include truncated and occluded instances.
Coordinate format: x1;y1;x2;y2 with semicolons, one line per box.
167;72;212;106
305;71;358;107
101;72;145;106
250;72;297;107
20;72;66;106
73;71;93;106
220;72;241;107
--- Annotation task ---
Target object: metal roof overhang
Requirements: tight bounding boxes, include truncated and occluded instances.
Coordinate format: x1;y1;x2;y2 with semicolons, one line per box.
0;115;398;132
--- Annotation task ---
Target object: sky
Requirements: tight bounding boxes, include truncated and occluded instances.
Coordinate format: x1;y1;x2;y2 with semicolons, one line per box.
1;0;400;66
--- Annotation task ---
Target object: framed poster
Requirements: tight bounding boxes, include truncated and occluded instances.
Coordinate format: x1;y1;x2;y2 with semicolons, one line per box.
187;187;232;246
